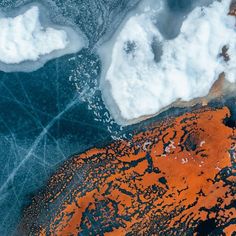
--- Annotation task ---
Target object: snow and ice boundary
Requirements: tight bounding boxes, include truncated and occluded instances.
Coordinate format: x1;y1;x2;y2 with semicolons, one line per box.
0;3;87;72
99;0;236;125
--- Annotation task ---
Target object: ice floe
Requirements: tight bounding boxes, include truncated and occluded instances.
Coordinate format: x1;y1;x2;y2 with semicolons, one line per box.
99;0;236;125
0;5;86;72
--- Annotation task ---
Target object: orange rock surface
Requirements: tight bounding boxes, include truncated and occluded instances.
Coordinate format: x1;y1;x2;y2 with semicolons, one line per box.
20;106;236;235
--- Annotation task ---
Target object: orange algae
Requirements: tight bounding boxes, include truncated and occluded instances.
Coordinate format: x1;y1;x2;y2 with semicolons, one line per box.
20;106;236;235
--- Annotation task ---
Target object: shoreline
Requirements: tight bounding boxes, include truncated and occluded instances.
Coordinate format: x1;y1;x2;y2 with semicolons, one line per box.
103;73;236;126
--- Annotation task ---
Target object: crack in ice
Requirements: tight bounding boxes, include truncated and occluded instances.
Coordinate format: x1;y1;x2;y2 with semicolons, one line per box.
0;96;79;194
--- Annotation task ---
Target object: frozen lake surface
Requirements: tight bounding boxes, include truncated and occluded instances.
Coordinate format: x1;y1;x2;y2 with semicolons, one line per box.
0;0;235;235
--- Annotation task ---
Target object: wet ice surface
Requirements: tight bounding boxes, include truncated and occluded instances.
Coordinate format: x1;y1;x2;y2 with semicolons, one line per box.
0;49;129;236
99;0;236;124
0;1;140;235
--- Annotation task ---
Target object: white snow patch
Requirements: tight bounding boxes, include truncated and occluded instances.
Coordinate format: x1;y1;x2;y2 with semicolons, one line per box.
99;0;236;125
0;5;86;72
200;141;206;147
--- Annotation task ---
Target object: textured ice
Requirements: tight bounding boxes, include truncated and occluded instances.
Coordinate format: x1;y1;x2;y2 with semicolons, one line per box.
0;5;85;72
100;0;236;124
0;1;142;235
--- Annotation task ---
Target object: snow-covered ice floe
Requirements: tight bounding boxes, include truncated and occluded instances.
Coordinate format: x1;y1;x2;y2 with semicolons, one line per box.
99;0;236;125
0;5;86;72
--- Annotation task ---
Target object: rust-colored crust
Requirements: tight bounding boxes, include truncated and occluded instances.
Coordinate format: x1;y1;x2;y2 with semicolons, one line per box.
20;106;236;235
